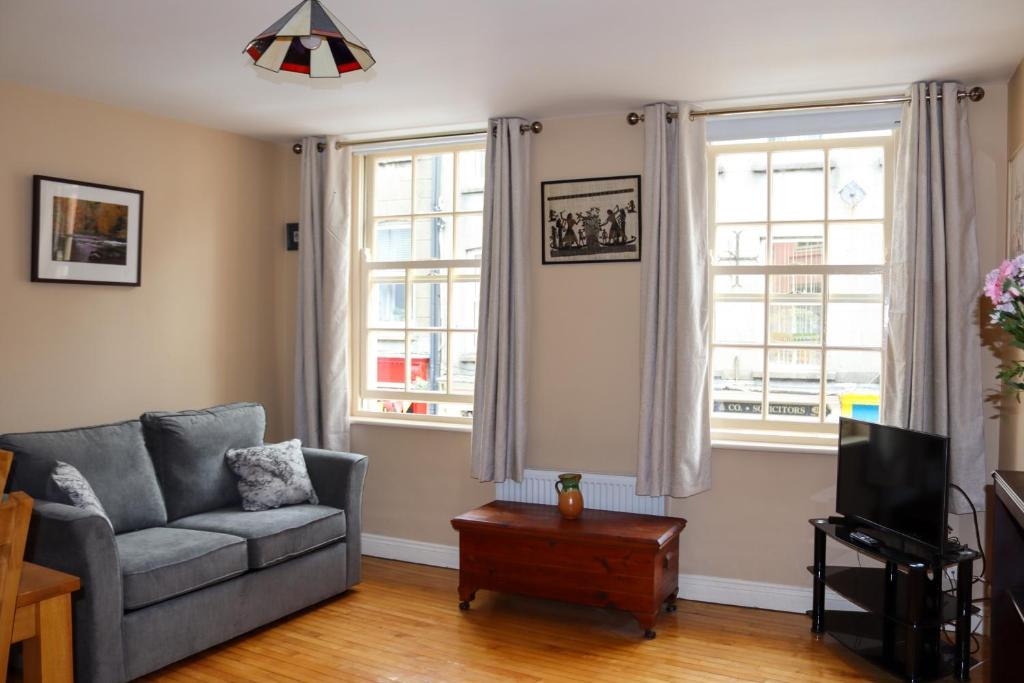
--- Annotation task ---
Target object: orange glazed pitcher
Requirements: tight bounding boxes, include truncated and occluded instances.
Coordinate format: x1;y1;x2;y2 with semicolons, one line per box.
555;473;584;519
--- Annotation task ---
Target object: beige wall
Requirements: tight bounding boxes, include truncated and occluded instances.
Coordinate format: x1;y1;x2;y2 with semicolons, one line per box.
0;74;1011;588
272;88;1009;587
999;60;1024;472
0;81;285;437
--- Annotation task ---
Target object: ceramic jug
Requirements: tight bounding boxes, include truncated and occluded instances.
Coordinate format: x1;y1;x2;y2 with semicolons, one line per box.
555;473;584;519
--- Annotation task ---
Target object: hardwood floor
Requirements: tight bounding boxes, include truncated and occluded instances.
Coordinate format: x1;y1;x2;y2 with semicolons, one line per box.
140;557;987;682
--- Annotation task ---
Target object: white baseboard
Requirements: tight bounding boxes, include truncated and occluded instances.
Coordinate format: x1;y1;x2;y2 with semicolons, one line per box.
363;533;984;632
362;533;855;614
675;572;858;613
363;533;460;569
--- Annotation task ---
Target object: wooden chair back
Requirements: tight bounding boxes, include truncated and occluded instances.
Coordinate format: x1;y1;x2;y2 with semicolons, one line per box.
0;451;13;494
0;492;32;680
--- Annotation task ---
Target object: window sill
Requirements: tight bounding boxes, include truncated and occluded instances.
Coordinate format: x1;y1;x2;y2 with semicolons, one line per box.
349;416;473;433
348;420;836;451
711;439;837;455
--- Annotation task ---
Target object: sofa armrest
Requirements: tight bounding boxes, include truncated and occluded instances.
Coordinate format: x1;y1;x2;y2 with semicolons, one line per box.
302;448;368;586
27;501;125;683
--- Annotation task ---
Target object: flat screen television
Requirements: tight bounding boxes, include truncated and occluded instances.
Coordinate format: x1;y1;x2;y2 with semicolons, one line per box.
836;417;950;552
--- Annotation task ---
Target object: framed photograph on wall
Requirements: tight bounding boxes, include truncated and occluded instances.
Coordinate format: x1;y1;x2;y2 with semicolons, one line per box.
1009;149;1024;258
541;175;641;264
32;175;144;286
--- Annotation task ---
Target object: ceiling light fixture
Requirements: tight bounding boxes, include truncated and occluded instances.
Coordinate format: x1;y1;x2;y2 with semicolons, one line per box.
245;0;375;78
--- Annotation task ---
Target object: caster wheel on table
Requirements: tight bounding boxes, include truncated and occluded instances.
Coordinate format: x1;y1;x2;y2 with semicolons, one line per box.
665;603;677;613
644;629;657;640
459;601;470;610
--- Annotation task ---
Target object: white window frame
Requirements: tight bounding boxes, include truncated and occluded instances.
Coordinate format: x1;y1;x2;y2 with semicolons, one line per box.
707;133;894;449
351;139;485;427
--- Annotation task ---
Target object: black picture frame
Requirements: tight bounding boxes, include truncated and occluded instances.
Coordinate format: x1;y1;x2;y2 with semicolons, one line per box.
32;175;144;286
541;174;642;265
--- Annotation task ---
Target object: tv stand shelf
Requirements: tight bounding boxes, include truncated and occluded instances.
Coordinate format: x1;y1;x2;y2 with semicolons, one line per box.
806;566;979;627
808;518;980;683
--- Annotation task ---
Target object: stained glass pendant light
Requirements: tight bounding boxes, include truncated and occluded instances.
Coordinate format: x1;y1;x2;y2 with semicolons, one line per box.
245;0;375;78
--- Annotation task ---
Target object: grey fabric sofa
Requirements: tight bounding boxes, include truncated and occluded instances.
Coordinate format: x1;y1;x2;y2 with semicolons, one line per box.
0;402;367;683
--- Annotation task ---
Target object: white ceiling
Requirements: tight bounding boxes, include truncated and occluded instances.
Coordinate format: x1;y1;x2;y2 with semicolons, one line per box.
2;0;1023;141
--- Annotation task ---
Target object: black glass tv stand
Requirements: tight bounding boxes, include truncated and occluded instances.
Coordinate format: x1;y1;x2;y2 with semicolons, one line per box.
808;517;981;682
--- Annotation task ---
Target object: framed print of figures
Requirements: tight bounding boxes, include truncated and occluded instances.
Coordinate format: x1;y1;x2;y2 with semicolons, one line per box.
541;175;641;264
32;175;143;286
1009;150;1024;257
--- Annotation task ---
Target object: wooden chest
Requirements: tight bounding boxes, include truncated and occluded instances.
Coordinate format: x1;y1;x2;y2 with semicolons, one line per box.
451;501;686;638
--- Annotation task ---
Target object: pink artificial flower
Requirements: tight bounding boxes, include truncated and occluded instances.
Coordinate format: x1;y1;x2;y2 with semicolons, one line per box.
986;259;1017;305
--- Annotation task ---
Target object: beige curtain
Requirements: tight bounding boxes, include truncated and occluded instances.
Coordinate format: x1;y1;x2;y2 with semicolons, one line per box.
637;103;712;497
471;119;531;483
883;82;985;512
295;136;351;451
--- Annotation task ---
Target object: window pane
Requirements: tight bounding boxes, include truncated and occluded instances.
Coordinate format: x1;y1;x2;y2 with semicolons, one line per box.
770;223;823;265
826;303;882;347
452;281;480;329
715;153;767;223
712;347;764;418
829;147;884;220
713;224;766;266
714;274;764;298
770;273;822;298
457;149;486;211
409;332;447;393
828;222;884;265
450;332;477;394
455;215;483;260
412;216;452;260
373;156;411;216
714;274;765;344
367;331;405;391
769;274;822;346
825;350;881;423
411;281;446;328
361;398;472;419
771;150;824;221
829;274;882;299
768;304;822;345
767;349;822;421
414;153;454;213
373;219;411;261
714;301;765;344
368;281;405;328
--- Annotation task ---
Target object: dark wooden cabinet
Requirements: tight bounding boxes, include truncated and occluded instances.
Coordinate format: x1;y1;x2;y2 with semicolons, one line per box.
451;501;686;638
991;471;1024;683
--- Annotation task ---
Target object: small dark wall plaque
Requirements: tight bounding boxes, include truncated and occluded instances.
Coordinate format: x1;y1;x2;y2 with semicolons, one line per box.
286;222;299;251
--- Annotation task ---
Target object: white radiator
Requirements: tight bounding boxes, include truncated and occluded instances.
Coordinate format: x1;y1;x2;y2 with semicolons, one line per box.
496;469;666;516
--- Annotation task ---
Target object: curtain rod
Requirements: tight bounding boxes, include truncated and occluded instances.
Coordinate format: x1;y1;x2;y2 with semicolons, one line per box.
292;121;543;154
625;86;986;125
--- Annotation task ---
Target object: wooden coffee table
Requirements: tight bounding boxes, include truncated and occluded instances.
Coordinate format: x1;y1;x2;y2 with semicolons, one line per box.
451;501;686;638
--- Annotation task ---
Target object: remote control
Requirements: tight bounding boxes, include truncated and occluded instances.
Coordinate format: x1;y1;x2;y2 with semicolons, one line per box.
850;531;879;545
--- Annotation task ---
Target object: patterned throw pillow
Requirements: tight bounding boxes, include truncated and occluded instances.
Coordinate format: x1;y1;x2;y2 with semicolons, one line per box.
47;461;114;529
225;439;319;511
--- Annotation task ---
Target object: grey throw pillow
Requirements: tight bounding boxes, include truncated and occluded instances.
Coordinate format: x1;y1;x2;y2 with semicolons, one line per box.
47;461;114;529
225;439;318;511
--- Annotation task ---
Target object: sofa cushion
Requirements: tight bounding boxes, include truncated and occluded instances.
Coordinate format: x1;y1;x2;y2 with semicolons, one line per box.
0;420;167;533
141;403;266;521
169;504;346;569
116;527;248;610
46;461;113;529
226;439;319;511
